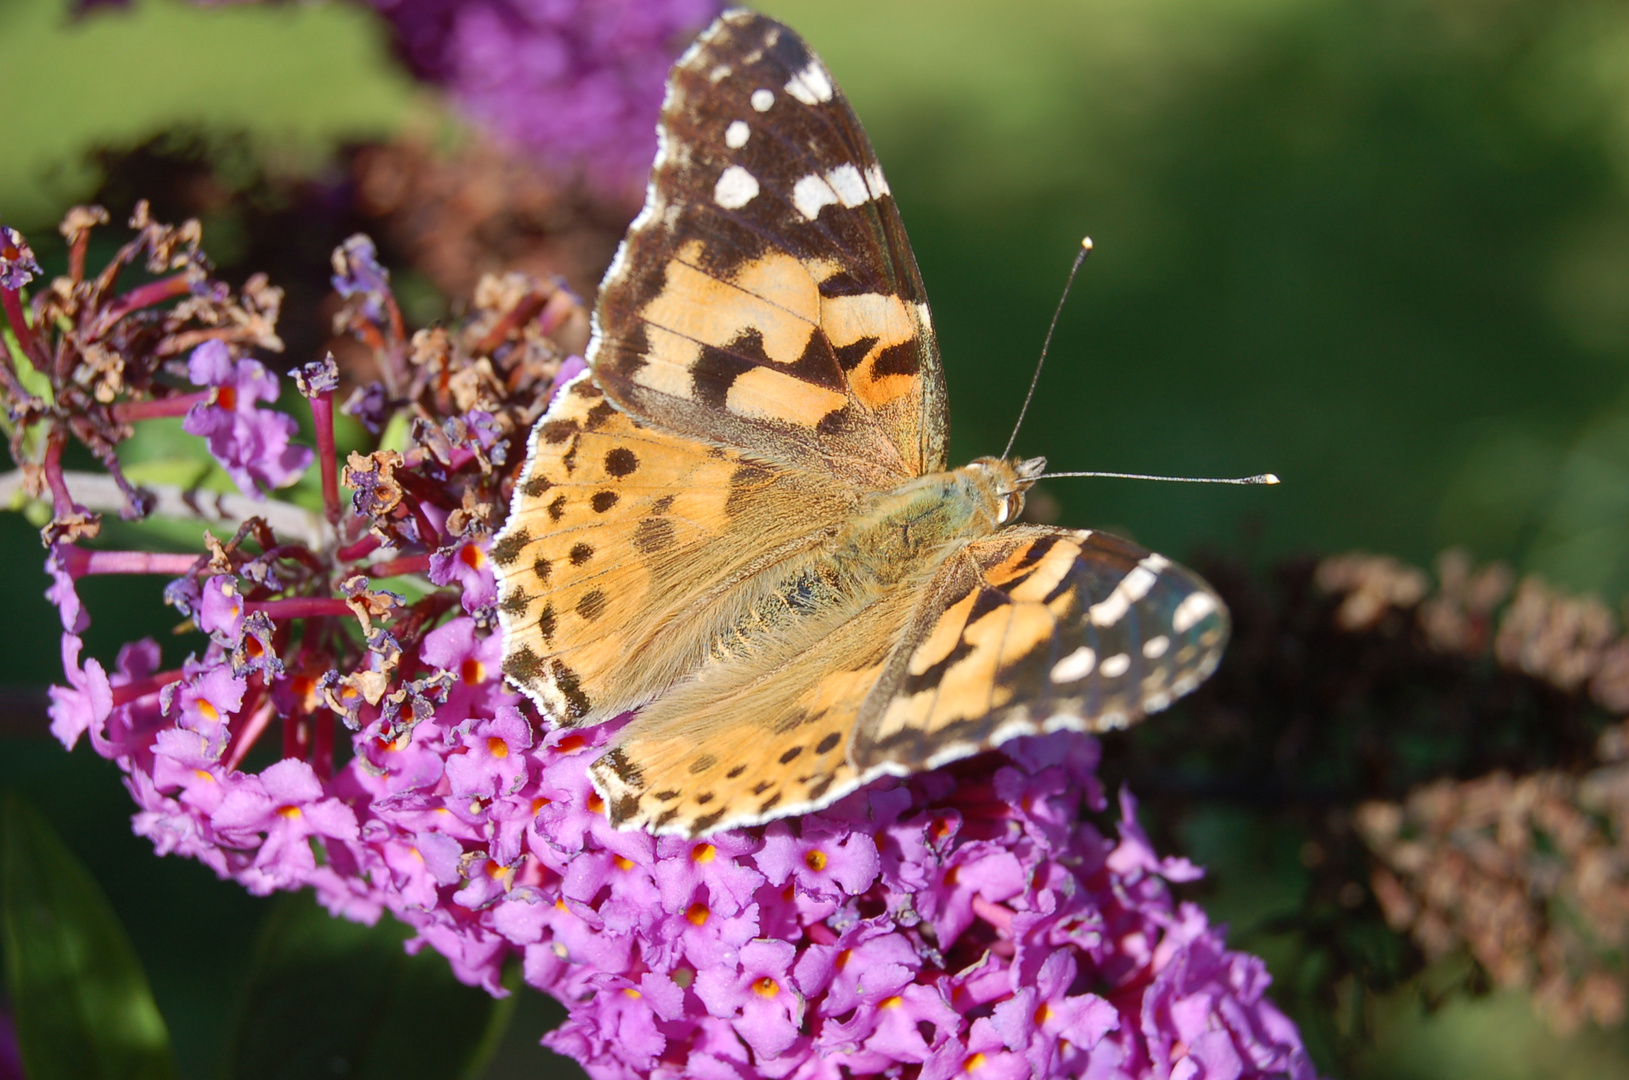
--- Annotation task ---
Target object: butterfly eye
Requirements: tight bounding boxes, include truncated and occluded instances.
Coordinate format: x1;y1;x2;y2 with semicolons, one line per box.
996;495;1016;525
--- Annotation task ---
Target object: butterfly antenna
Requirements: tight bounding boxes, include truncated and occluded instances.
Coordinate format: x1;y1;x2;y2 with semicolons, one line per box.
1040;470;1281;485
1002;237;1093;461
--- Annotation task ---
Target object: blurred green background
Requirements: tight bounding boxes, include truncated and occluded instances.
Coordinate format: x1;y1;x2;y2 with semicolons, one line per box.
5;0;1629;1075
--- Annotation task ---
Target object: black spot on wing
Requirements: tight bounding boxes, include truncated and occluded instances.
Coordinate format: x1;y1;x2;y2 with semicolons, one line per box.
634;517;677;554
603;448;639;477
491;529;528;566
576;590;608;621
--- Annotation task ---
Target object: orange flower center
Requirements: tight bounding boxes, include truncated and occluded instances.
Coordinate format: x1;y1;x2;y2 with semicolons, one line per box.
462;658;487;684
804;849;828;872
751;977;779;998
691;843;716;864
486;735;509;759
685;902;710;926
276;805;302;820
460;544;486;569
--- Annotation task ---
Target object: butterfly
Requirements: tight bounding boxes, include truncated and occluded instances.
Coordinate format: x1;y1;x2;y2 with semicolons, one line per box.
491;9;1229;836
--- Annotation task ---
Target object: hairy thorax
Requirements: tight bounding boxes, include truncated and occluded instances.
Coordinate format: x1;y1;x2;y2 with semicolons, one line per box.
701;456;1043;667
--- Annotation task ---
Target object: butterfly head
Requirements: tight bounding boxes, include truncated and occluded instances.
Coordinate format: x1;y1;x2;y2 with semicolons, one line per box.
965;455;1047;526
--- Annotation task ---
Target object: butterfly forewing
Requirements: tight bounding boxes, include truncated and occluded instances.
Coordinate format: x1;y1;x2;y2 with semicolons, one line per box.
593;10;948;487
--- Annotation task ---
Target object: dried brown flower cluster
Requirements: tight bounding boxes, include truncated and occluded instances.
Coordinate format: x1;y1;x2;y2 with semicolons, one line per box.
2;203;284;543
1317;550;1629;1033
1358;752;1629;1034
351;136;632;302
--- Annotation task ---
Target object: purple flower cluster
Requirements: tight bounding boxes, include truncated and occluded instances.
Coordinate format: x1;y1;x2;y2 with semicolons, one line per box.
367;0;723;195
47;532;1315;1080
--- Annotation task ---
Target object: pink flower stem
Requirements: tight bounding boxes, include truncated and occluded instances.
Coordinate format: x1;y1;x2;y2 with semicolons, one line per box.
366;554;432;578
224;699;277;773
110;669;185;707
970;896;1015;933
312;710;334;779
337;534;383;563
307;390;343;526
68;549;199;577
42;433;86;519
245;597;353;619
0;286;39;360
112;391;211;423
99;273;192;328
805;923;839;946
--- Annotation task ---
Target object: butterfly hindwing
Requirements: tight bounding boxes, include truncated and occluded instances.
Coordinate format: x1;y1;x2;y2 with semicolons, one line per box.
852;527;1229;774
592;9;947;488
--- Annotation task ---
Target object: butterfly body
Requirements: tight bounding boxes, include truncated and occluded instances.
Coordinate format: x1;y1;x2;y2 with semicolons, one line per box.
494;11;1230;836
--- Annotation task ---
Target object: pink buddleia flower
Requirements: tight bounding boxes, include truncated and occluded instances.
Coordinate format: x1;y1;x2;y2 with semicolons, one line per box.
183;340;313;496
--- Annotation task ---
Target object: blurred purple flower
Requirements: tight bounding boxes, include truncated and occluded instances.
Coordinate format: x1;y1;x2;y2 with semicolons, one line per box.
368;0;724;195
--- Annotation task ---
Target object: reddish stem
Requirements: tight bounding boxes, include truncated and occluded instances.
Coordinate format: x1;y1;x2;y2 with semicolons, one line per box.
99;273;192;328
112;390;211;424
42;433;84;519
110;669;185;707
366;554;432;578
337;534;383;563
1;287;39;361
308;390;342;526
312;710;335;779
283;710;311;762
245;597;353;619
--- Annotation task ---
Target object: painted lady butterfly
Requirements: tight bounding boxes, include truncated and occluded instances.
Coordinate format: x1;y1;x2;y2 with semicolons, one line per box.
492;10;1229;836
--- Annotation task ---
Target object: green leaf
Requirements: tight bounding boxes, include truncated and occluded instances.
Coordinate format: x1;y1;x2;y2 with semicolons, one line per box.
0;794;177;1080
228;890;515;1080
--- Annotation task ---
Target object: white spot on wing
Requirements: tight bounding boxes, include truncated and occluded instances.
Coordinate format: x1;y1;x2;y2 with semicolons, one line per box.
1142;635;1170;659
713;165;759;209
1050;646;1096;683
751;88;774;112
1089;555;1168;626
826;163;870;207
1172;591;1218;633
725;120;750;149
1100;653;1131;678
785;58;835;104
793;174;839;220
864;163;890;198
792;165;881;220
